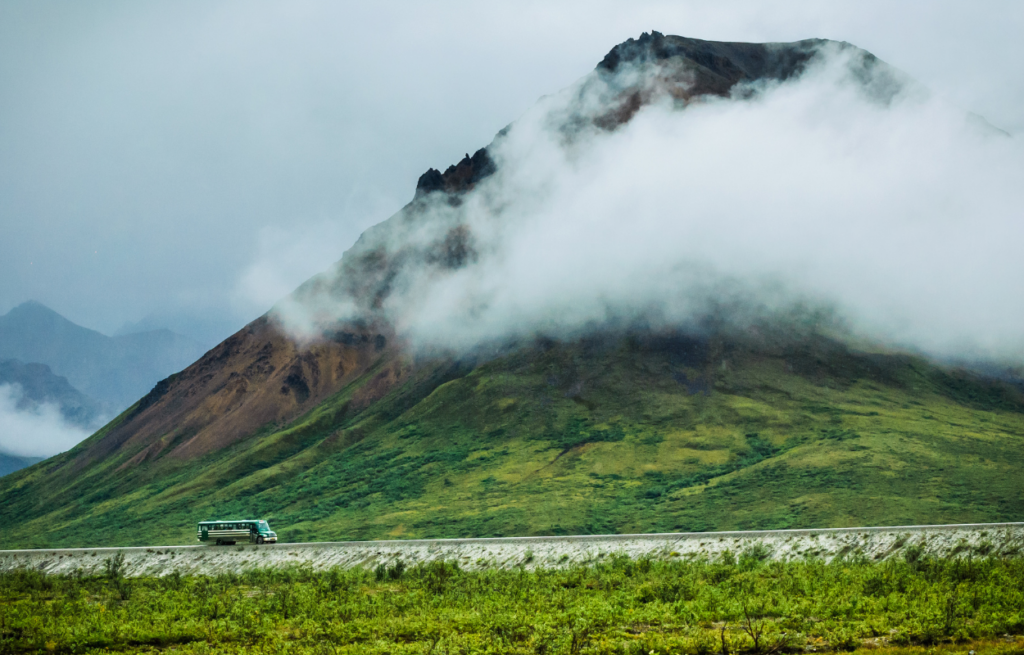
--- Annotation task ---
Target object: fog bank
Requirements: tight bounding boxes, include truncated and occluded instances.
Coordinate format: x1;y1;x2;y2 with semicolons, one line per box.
287;44;1023;364
0;385;91;458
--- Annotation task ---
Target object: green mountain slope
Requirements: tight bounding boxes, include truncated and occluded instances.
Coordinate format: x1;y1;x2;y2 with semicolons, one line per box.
2;331;1021;548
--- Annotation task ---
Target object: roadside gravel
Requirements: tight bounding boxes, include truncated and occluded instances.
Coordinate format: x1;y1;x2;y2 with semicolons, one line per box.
1;523;1020;578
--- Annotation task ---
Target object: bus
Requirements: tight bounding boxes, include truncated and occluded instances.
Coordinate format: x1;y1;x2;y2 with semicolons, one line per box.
197;519;278;545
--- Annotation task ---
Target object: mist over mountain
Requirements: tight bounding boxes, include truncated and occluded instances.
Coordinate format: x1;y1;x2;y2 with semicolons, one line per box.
0;359;103;429
0;303;199;465
275;33;1022;366
0;359;100;470
0;34;1021;547
0;301;208;411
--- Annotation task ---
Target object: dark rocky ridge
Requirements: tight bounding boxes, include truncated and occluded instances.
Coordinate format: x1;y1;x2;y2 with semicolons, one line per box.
415;148;497;198
597;31;825;90
588;32;904;131
411;33;899;202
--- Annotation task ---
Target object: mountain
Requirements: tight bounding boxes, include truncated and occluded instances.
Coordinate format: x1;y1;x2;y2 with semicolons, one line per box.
0;34;1021;549
0;301;208;411
114;311;242;351
0;359;105;477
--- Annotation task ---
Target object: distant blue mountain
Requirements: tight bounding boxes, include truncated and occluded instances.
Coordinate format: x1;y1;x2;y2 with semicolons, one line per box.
0;358;104;427
0;301;208;411
114;312;239;351
0;452;43;478
0;358;106;478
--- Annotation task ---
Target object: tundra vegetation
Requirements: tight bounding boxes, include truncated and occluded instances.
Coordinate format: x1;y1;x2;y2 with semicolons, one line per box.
3;334;1024;549
2;551;1023;654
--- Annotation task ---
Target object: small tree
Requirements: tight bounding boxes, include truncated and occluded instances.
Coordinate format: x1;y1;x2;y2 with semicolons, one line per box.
104;552;132;601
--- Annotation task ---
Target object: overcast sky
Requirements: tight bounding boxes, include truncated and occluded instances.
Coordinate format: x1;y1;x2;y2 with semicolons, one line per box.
1;1;1021;347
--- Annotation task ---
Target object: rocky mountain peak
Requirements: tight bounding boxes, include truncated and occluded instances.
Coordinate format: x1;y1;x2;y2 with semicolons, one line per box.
415;147;497;199
598;31;824;79
410;33;887;202
4;300;75;327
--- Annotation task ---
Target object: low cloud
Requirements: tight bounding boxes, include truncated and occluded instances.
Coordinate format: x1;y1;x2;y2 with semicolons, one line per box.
233;216;392;331
278;43;1022;365
0;384;91;458
4;3;1023;342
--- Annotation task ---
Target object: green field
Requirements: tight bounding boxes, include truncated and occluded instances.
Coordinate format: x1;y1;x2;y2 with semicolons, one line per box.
2;551;1024;654
2;332;1023;548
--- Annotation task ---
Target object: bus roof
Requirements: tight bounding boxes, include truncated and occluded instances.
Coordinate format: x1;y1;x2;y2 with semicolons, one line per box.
198;519;266;524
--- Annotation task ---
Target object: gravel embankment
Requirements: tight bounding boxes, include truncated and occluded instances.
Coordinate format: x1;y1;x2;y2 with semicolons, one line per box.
1;523;1021;578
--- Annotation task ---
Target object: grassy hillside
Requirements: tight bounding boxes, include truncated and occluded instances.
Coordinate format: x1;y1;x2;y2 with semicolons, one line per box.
1;332;1022;548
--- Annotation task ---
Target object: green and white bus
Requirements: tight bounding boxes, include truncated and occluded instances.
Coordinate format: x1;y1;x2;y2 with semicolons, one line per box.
197;519;278;545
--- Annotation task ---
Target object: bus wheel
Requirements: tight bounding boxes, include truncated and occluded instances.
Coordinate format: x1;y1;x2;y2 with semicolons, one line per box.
257;536;265;545
215;539;222;546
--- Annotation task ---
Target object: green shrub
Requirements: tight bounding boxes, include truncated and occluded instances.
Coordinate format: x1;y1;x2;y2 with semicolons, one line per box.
1;555;1023;654
387;559;405;580
415;559;459;594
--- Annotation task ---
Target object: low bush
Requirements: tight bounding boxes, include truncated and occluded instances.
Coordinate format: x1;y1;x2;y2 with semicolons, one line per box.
1;555;1023;653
